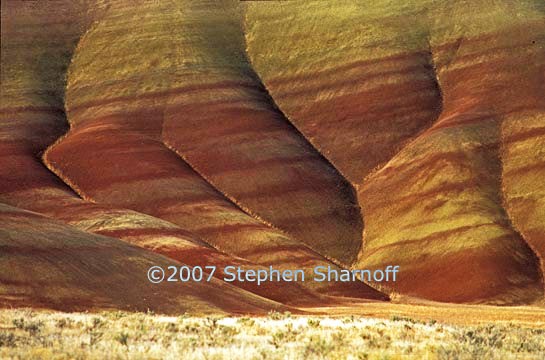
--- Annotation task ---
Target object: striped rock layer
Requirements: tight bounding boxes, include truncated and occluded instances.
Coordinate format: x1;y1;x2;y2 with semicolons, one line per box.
0;0;339;309
1;0;385;312
160;1;363;264
0;203;283;314
245;0;545;304
45;0;384;300
2;0;544;308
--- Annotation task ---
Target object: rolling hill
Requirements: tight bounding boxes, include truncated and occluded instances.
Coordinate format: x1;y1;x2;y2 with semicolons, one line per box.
1;0;543;311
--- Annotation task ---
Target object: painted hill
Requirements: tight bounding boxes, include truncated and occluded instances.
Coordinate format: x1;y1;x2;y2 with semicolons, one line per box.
1;0;543;311
0;203;284;314
244;0;544;304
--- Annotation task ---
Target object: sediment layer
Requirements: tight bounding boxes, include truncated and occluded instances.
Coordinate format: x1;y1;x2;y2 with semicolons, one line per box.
1;0;543;308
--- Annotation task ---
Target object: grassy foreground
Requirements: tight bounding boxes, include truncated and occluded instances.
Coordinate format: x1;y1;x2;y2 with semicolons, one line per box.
1;309;544;359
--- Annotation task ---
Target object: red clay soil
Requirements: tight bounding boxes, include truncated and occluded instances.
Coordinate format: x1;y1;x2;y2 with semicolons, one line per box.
41;0;386;302
0;110;345;307
1;0;543;311
0;203;286;315
245;1;545;304
160;2;363;265
0;0;386;311
356;22;544;304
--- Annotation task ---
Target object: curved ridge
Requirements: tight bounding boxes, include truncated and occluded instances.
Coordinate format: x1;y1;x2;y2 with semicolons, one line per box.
0;202;286;314
41;0;386;301
498;147;545;294
355;4;545;303
244;0;544;304
162;0;364;265
244;0;444;185
3;0;543;309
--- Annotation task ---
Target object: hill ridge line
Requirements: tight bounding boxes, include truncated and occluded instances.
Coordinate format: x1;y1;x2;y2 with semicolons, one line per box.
498;121;545;296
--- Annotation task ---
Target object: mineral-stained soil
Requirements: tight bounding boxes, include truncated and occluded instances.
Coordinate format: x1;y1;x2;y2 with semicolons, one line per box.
1;0;543;312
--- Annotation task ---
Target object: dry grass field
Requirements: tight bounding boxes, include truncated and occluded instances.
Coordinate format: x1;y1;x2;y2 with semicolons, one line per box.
1;304;544;360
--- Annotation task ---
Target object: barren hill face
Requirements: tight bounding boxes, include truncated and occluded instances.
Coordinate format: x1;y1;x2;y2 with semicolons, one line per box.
245;0;545;304
1;0;543;312
0;203;285;314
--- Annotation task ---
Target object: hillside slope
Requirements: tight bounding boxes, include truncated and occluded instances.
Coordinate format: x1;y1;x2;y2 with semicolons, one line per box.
0;203;284;314
1;0;543;309
245;0;544;303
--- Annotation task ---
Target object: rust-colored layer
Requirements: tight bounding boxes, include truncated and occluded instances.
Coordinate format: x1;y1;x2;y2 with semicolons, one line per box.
160;1;362;264
244;1;443;184
245;0;544;304
2;0;543;308
0;203;283;314
41;0;386;301
0;0;386;308
355;8;544;303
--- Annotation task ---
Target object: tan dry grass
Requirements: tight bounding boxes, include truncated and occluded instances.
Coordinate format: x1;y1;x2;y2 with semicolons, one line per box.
1;306;544;359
